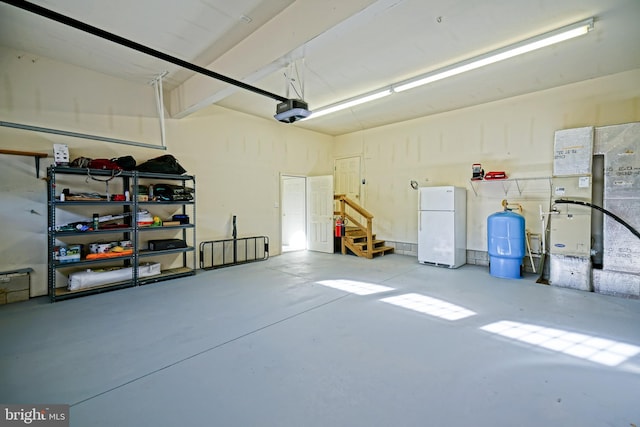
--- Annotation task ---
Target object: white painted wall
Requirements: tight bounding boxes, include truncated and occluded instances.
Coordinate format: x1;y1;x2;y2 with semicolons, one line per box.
1;41;639;298
0;46;333;297
166;105;333;248
335;69;640;251
0;48;162;143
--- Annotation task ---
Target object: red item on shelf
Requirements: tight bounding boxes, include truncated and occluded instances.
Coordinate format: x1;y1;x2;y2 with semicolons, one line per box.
484;171;508;180
85;249;133;260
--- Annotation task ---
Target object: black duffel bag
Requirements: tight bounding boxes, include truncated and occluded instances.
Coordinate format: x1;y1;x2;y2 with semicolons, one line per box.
111;155;136;170
136;154;186;174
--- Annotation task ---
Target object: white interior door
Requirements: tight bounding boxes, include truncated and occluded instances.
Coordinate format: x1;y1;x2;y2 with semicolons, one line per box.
334;157;361;202
334;157;362;226
307;175;334;253
281;175;306;252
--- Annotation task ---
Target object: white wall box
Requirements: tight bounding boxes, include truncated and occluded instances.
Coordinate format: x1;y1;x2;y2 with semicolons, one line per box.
47;166;196;302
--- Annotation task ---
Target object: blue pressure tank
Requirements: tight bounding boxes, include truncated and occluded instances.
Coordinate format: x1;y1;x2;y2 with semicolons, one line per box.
487;210;525;279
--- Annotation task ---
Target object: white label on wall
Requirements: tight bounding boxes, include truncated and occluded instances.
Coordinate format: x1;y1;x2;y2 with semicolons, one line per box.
578;176;590;188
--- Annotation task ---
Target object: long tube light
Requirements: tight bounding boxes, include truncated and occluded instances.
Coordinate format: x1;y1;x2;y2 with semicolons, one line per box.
305;18;594;120
394;18;594;92
309;89;392;119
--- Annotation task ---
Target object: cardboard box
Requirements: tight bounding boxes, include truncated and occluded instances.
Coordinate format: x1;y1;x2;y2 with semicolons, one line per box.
54;245;83;263
0;272;30;304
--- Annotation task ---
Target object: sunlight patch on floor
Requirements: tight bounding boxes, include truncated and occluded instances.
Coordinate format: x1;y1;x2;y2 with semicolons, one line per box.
380;293;476;321
481;320;640;367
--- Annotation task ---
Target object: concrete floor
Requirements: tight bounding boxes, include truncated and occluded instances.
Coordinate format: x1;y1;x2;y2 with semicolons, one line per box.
1;251;639;427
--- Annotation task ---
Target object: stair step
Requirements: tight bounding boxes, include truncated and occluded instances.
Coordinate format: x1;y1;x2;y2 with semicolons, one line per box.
345;233;376;240
351;240;386;248
343;239;394;257
371;246;394;255
335;195;394;259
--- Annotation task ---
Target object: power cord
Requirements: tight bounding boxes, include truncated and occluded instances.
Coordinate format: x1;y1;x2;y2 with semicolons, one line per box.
553;199;640;240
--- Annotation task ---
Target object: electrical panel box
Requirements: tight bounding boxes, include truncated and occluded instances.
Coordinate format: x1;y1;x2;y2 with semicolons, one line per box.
53;144;69;165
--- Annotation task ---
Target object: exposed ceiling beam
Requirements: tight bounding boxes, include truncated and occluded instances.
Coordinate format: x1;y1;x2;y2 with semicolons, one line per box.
0;0;289;103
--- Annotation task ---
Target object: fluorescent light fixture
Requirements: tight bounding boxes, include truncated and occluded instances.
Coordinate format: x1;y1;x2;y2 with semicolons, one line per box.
394;18;594;93
307;89;392;120
305;18;593;120
481;320;640;367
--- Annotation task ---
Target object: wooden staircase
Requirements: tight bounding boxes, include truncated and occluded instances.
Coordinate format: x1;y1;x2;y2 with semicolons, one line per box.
334;194;394;259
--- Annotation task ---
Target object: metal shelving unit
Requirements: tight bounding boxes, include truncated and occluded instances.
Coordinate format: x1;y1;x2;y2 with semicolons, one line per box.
47;166;196;302
135;171;196;287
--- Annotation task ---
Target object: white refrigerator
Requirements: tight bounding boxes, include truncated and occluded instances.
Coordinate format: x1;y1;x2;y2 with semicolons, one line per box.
418;186;467;268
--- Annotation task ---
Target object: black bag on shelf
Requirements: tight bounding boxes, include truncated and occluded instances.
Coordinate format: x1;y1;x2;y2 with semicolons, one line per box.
112;155;136;170
153;183;194;201
136;155;186;174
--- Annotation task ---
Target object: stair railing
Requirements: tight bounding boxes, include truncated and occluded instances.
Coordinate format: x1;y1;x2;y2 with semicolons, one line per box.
334;194;374;257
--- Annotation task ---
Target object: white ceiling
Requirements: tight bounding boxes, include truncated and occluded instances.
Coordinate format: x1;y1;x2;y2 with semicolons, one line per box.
1;0;639;136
